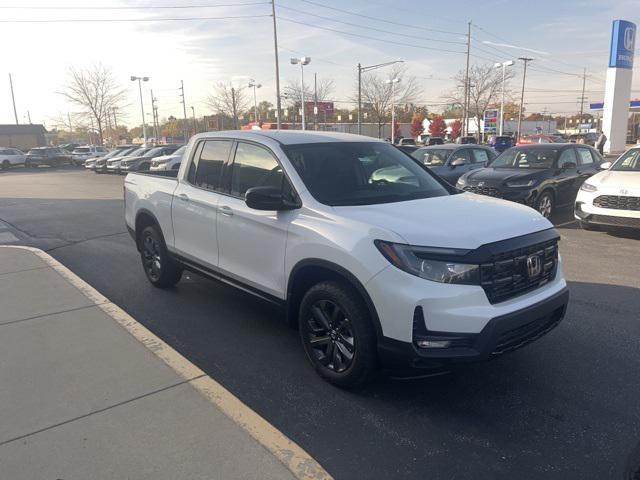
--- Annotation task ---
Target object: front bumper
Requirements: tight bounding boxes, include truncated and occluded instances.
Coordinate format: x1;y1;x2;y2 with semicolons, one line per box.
575;189;640;229
378;287;569;370
106;163;121;173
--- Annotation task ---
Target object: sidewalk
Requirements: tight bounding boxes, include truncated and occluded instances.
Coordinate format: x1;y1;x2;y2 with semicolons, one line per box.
0;246;329;480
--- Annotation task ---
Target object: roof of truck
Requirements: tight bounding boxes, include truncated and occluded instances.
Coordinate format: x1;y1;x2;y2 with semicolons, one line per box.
194;130;385;145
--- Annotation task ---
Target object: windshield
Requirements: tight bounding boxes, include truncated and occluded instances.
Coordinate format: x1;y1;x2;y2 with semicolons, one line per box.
143;146;176;158
490;148;558;169
127;147;148;157
612;149;640;171
283;142;450;206
411;148;451;166
173;146;186;156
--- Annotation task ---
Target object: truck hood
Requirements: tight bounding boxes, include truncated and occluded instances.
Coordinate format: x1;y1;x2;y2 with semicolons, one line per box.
333;192;552;249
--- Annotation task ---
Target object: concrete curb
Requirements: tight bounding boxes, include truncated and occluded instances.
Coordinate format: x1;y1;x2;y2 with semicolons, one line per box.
0;245;332;480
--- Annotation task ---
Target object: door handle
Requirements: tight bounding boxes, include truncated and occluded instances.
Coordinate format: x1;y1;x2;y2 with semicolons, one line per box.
219;205;234;217
177;193;190;202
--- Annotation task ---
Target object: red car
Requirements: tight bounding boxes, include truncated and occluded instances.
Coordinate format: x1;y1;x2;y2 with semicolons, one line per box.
517;134;558;145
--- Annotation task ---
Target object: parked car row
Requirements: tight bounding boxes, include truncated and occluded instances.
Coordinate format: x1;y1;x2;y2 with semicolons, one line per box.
86;144;184;174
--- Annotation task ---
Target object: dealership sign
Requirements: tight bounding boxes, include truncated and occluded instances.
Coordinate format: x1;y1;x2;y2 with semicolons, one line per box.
483;109;498;133
609;20;636;69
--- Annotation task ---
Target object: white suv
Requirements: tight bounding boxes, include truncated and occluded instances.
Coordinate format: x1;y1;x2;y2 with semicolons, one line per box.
125;131;569;387
71;145;108;166
575;146;640;230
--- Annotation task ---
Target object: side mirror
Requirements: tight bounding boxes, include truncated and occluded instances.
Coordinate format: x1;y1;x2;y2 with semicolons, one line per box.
450;158;467;168
599;161;612;170
245;186;298;211
561;161;577;169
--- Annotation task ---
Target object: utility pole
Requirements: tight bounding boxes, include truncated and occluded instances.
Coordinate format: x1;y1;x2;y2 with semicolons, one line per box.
271;0;282;129
314;72;318;131
191;106;197;135
9;73;18;125
231;87;239;129
26;110;31;124
68;112;73;137
517;57;533;142
112;107;118;130
150;90;158;142
463;21;471;136
357;63;362;135
180;80;188;141
578;67;587;133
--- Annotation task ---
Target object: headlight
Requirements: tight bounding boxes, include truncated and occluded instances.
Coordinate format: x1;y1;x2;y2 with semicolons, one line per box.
374;240;479;285
505;179;536;187
456;176;467;187
154;158;169;164
580;182;597;192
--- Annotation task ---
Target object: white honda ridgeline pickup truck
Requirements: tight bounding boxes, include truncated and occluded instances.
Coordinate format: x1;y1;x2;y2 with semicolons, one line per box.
124;131;569;387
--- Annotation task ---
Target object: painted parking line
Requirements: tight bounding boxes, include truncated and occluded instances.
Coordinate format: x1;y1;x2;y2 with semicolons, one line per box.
0;245;332;480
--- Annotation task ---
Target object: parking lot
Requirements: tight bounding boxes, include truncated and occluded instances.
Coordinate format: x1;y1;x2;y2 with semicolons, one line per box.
1;166;639;479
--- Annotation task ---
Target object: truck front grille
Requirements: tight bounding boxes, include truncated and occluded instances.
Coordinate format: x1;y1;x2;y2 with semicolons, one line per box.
480;238;558;304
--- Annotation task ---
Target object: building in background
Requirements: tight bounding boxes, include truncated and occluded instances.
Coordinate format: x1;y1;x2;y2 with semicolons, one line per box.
0;124;47;151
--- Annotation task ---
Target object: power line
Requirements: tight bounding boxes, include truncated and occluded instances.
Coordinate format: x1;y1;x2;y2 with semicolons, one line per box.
0;14;271;23
297;0;465;36
276;4;467;45
0;2;269;9
278;17;466;54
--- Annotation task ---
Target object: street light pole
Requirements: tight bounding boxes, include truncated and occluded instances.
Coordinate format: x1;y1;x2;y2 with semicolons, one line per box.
131;75;149;145
517;57;533;142
248;79;262;125
191;106;197;135
9;73;18;125
271;0;282;129
291;56;311;130
494;60;514;136
357;60;404;136
386;77;401;144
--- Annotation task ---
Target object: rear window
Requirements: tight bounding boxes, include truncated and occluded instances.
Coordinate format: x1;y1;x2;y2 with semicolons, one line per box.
73;147;90;153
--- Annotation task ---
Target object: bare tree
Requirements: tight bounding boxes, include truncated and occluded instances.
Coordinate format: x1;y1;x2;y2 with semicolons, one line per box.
449;64;514;139
206;82;250;129
60;65;125;144
354;64;422;138
284;77;335;103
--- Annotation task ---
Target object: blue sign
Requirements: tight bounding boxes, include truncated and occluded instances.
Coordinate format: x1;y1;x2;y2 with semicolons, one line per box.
609;20;636;69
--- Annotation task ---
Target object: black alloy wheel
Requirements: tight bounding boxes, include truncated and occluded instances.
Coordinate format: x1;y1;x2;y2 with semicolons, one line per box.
306;299;356;373
299;281;377;388
139;225;183;288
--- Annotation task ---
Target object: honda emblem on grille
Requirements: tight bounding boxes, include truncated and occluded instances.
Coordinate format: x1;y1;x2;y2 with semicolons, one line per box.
526;254;542;278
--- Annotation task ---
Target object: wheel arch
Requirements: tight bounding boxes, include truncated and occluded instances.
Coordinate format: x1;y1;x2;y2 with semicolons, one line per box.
134;208;163;252
286;259;383;339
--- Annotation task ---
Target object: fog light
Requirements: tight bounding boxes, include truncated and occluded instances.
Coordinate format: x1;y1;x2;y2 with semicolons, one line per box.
416;339;451;349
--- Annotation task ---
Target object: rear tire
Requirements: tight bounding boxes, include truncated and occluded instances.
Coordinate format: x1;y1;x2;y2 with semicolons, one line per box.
299;281;377;388
139;225;183;288
1;160;10;170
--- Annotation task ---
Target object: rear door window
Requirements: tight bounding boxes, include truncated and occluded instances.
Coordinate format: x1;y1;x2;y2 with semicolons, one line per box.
471;148;490;164
576;148;593;165
449;149;470;165
188;140;232;191
558;149;578;168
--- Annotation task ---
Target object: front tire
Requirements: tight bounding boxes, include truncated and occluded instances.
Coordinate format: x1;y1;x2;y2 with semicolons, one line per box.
536;191;554;218
139;225;183;288
1;160;10;170
299;281;377;388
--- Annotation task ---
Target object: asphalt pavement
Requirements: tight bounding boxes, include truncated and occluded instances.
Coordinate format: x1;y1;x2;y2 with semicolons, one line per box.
1;166;639;479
